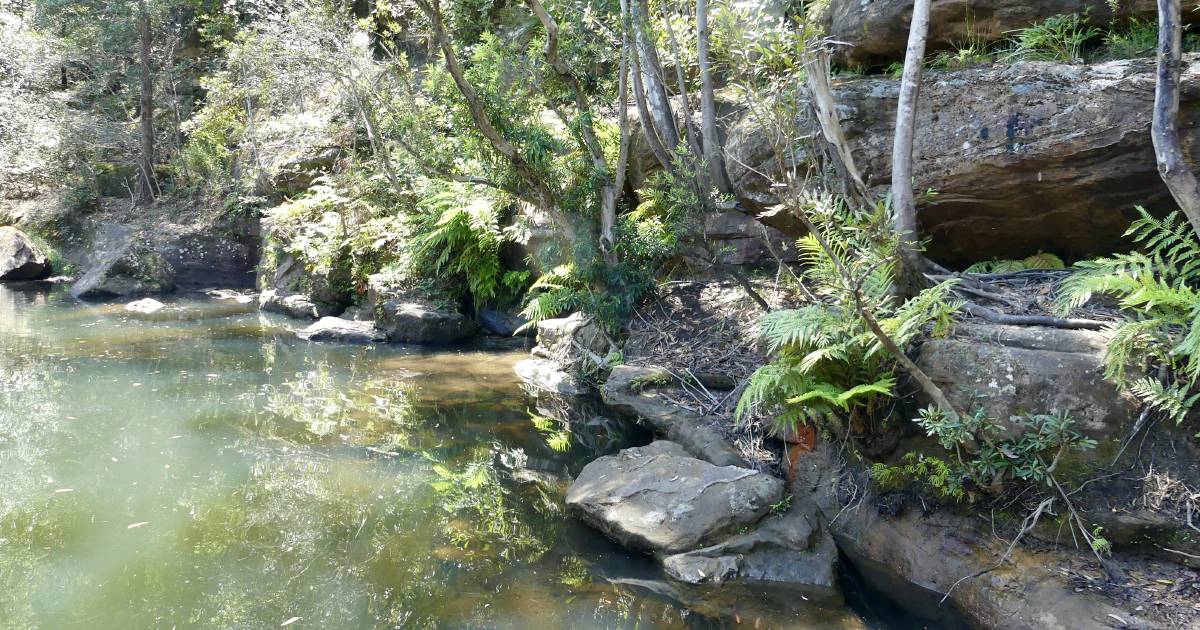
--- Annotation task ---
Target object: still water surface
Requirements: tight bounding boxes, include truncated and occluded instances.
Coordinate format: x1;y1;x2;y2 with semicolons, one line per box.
0;285;900;629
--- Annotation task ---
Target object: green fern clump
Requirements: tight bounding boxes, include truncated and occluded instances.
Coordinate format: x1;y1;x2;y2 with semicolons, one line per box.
737;196;963;431
413;185;529;312
871;452;967;503
1057;208;1200;426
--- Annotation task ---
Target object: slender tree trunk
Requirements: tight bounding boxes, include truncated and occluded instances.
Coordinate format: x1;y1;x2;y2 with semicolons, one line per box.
135;0;155;206
890;0;931;292
805;48;869;201
630;0;679;158
697;0;731;193
659;2;700;158
1154;0;1200;238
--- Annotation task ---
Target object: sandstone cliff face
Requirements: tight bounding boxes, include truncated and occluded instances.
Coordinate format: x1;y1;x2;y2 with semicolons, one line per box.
725;56;1200;266
827;0;1160;66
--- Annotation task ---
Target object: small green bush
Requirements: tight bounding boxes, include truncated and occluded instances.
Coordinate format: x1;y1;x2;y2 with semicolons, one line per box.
1006;13;1100;63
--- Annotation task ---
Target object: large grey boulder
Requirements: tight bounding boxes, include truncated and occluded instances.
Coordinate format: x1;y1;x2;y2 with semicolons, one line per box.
662;501;840;603
296;316;387;344
376;300;476;344
789;442;1162;630
0;227;51;282
364;272;476;344
726;56;1200;266
535;312;609;358
828;0;1160;66
258;289;337;320
566;441;783;555
915;323;1137;438
70;240;175;300
259;246;350;318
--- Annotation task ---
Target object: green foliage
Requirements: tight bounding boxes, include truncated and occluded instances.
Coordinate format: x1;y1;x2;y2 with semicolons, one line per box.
871;452;967;503
413;185;528;311
1057;208;1200;426
916;407;1097;488
1095;17;1158;60
928;39;996;70
964;252;1065;274
174;75;244;194
1006;13;1100;63
519;159;699;333
737;196;962;430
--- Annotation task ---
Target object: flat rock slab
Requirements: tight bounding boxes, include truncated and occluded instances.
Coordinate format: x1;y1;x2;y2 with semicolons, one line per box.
514;358;587;396
259;289;337;320
662;501;840;603
566;441;783;555
603;365;747;468
297;317;387;344
0;227;51;282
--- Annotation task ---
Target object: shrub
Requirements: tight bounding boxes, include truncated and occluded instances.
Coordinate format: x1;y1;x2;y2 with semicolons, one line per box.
411;185;529;311
1096;17;1158;60
1006;13;1100;63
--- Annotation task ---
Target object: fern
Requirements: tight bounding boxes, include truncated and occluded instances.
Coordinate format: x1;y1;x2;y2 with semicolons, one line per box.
414;185;528;312
738;194;963;430
1128;378;1200;425
1057;208;1200;426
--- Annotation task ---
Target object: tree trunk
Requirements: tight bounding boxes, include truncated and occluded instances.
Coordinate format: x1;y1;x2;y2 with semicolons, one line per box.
804;48;869;201
135;0;155;206
890;0;931;292
630;0;679;159
697;0;731;193
416;0;560;216
1154;0;1200;239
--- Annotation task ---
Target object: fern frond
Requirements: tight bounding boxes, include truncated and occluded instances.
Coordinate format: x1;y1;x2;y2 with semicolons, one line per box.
1129;377;1200;425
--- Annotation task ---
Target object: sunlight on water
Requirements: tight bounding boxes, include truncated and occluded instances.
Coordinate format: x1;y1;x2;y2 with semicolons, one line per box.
0;285;870;629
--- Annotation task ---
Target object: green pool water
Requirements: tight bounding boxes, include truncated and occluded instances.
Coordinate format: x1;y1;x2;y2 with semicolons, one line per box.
0;284;894;629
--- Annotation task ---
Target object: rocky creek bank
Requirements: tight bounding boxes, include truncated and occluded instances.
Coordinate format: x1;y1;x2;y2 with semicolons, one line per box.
514;305;1200;629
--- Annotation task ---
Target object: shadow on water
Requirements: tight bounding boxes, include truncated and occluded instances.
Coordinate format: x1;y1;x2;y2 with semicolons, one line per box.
0;283;949;629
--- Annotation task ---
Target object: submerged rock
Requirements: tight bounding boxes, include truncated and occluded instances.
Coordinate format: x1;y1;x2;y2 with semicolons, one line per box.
259;289;337;320
0;227;51;282
296;316;387;344
514;358;587;396
566;441;783;555
662;501;840;603
70;240;175;300
124;298;165;315
726;56;1200;265
916;323;1137;439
